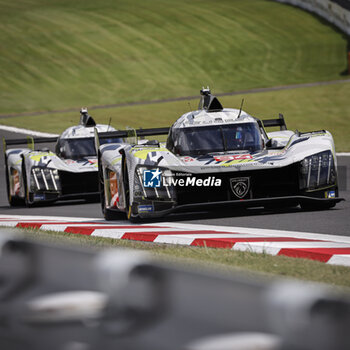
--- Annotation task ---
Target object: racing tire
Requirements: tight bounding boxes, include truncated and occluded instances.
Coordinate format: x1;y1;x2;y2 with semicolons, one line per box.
4;156;24;206
98;155;124;221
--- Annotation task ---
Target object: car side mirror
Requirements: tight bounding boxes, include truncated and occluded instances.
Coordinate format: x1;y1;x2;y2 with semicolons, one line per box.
266;138;286;149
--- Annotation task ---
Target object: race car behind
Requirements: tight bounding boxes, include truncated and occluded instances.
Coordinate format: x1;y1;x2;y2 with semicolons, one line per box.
4;108;121;206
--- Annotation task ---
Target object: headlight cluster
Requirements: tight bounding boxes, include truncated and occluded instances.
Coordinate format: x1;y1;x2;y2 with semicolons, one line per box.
134;166;176;201
299;151;336;190
30;167;61;192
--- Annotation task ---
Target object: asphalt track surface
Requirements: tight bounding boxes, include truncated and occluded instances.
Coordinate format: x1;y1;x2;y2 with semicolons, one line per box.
1;129;349;237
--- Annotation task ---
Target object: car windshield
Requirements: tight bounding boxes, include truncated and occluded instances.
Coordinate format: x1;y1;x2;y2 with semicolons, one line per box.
58;137;122;159
172;123;263;155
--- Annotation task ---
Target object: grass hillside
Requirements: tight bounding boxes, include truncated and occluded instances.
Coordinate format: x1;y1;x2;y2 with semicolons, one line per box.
0;0;347;115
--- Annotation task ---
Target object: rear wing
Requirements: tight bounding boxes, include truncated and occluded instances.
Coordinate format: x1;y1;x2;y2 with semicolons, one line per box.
261;114;287;131
3;136;58;152
97;127;170;141
95;126;170;150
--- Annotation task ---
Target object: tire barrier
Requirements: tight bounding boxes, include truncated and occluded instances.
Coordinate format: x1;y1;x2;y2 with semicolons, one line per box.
0;236;349;350
275;0;350;35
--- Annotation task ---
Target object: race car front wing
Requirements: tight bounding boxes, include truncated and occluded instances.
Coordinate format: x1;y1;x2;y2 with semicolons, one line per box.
130;195;344;219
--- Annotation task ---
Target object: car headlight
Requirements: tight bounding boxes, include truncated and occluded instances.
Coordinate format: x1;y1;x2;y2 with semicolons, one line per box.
299;151;336;190
30;167;61;191
134;166;175;201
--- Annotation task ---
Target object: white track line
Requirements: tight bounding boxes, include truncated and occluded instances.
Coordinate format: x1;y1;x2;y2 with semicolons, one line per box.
234;241;349;249
0;214;101;222
0;125;59;137
335;153;350;156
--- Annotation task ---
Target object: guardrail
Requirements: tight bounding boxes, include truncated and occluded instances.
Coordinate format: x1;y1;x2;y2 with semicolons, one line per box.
275;0;350;36
0;235;349;350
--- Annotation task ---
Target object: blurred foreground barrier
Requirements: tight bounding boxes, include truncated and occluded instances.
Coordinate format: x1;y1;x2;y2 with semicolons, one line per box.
275;0;350;36
0;236;349;350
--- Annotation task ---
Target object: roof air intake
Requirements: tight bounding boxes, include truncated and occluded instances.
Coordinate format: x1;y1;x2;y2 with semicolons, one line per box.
198;87;223;112
79;108;96;127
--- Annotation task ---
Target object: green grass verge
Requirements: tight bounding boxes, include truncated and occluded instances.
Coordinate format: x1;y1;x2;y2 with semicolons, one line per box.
2;82;349;151
0;0;348;114
14;227;350;288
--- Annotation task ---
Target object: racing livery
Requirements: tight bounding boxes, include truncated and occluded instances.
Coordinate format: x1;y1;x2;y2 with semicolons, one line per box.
4;109;121;206
96;88;343;220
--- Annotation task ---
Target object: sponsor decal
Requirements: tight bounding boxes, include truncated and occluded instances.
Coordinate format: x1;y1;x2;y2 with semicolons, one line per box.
29;152;54;163
214;154;252;162
133;148;168;160
183;156;195;162
230;177;250;198
326;190;335;198
111;158;122;165
34;193;45;201
138;205;154;213
64;159;76;165
143;169;162;188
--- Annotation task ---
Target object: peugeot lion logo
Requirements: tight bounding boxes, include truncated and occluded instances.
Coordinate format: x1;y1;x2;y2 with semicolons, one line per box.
230;177;250;199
